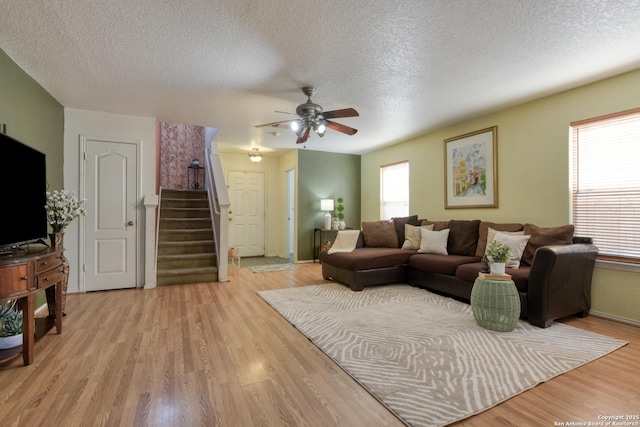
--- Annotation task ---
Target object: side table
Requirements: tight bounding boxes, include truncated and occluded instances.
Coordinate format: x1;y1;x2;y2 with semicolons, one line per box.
470;274;521;332
313;228;338;263
187;164;204;190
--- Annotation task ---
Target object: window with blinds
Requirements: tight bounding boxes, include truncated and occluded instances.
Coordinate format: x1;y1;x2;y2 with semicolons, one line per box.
380;161;409;220
570;107;640;264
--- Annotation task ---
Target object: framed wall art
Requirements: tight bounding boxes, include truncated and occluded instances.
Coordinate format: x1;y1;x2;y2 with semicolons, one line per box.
444;126;498;209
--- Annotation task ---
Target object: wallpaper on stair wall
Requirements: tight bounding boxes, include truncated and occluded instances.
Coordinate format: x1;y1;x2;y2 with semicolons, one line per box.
159;122;205;190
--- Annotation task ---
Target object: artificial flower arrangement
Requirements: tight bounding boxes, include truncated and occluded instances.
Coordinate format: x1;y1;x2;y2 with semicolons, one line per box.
45;190;87;233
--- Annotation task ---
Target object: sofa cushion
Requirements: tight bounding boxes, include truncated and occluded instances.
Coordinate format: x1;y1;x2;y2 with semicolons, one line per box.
362;220;398;248
475;221;524;257
522;223;574;265
320;247;415;270
421;219;450;231
455;262;530;292
418;228;450;255
401;223;434;250
409;253;481;275
447;219;481;256
393;215;421;248
490;230;530;269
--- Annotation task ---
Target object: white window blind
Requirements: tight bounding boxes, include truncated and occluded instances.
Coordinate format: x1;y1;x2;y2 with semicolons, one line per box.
380;161;409;220
570;108;640;264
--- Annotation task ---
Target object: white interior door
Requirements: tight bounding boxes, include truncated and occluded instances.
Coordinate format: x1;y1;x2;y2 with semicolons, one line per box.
285;169;295;260
83;138;138;291
228;170;265;257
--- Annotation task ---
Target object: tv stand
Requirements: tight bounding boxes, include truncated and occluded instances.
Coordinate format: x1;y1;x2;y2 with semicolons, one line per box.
0;247;66;365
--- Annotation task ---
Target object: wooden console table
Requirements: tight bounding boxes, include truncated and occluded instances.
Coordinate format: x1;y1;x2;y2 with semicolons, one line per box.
0;246;66;365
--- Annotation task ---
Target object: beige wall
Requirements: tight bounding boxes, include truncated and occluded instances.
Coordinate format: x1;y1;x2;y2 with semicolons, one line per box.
362;68;640;323
219;151;295;258
64;108;157;293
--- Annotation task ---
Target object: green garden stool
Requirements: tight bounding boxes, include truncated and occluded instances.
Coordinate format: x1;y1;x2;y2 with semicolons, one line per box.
471;276;521;332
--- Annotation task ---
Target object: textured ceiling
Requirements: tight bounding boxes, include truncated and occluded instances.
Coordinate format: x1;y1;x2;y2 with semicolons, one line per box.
2;1;640;155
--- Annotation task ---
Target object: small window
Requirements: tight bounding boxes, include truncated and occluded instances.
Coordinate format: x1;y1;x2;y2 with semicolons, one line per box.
570;108;640;264
380;161;409;220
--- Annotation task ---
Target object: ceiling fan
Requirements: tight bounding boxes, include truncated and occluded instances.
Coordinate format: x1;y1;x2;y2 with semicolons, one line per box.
255;86;359;144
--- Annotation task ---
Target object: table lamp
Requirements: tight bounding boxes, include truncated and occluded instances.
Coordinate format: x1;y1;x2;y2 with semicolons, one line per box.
320;199;334;230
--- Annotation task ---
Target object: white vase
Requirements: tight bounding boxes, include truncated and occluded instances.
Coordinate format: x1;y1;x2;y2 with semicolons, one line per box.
490;262;506;275
0;333;23;350
338;221;346;230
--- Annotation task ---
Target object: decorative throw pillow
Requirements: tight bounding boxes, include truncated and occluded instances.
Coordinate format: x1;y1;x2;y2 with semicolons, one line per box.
418;228;450;255
393;215;420;248
401;223;434;250
475;222;524;257
486;227;524;247
522;223;574;265
361;220;398;248
490;231;531;269
421;219;450;231
447;219;481;256
327;230;362;254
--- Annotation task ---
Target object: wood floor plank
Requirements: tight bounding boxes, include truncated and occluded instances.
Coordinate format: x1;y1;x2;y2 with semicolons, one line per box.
1;262;638;426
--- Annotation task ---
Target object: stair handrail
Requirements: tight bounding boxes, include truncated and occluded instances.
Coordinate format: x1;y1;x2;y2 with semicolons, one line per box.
205;144;230;282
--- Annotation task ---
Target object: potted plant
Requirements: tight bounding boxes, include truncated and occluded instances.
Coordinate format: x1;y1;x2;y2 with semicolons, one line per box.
0;300;23;350
485;240;512;275
336;197;345;230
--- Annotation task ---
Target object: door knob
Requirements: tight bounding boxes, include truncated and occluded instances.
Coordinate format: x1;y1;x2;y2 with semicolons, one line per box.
128;221;134;226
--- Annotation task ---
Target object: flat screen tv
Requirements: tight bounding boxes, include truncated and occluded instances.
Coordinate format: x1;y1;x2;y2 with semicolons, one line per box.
0;132;47;249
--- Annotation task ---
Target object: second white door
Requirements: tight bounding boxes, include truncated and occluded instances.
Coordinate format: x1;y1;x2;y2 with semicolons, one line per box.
228;170;265;257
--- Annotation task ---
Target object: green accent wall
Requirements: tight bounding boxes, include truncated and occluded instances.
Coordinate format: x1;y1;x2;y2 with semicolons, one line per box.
0;48;64;309
297;149;361;261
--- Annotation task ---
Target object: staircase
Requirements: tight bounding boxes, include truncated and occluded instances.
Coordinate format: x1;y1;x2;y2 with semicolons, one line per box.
156;189;218;286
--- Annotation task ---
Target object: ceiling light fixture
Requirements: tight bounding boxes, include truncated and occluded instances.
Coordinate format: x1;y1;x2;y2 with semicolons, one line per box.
248;147;263;163
313;121;326;137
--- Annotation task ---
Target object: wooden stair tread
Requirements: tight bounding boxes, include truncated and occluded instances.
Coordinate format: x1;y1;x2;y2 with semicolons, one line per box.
157;240;215;246
156;266;218;275
157;253;216;260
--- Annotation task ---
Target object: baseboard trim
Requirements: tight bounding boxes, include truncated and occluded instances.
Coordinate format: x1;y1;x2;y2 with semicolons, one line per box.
590;310;640;327
35;303;48;316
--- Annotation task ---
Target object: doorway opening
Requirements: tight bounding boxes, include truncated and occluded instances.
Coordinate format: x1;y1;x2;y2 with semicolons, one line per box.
285;169;295;262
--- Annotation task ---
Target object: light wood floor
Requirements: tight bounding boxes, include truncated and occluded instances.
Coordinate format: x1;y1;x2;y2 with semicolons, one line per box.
1;262;638;426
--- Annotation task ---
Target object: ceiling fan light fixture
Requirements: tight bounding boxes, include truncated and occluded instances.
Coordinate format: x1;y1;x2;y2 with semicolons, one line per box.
255;87;359;144
248;147;263;163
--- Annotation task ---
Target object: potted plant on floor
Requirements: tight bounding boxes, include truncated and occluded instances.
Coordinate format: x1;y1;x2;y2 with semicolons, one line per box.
0;300;23;350
486;240;511;275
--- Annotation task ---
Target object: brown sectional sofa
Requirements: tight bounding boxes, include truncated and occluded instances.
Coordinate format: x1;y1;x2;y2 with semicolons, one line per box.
319;216;598;328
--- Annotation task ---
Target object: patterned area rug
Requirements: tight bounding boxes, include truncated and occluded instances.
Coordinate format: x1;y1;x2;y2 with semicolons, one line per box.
247;264;298;273
258;283;627;427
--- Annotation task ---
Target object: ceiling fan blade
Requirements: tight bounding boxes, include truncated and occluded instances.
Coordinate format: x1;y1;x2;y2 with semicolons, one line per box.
326;120;358;135
275;110;298;116
296;127;311;144
322;108;359;119
255;120;294;128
